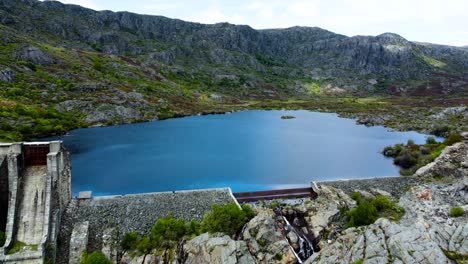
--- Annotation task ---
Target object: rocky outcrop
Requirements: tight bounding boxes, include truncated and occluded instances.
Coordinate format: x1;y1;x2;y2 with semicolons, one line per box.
84;104;142;124
1;0;468;94
184;233;255;264
242;210;297;263
310;133;468;264
0;67;15;83
415;132;468;178
12;45;55;65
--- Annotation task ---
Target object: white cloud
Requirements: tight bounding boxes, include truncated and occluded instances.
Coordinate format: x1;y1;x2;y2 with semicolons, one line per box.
187;1;245;25
53;0;102;10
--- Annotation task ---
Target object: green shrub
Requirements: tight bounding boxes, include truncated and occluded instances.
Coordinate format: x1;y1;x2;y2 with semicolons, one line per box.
80;250;112;264
241;204;256;220
136;237;153;255
443;133;463;146
426;137;437;144
186;220;201;237
347;200;377;227
450;206;464;217
121;232;140;251
394;151;417;169
351;259;364;264
432;125;450;137
201;203;254;236
151;214;186;249
372;196;392;211
350;192;361;201
0;231;5;247
407;139;415;145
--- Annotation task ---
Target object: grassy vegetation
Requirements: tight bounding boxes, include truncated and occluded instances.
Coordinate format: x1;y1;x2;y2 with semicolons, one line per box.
6;240;38;254
121;204;255;257
382;133;463;175
450;206;465;217
347;193;405;227
80;250;112;264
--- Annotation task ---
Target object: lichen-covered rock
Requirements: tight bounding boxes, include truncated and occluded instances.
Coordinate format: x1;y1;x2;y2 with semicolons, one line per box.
0;68;15;83
184;233;255;264
415;132;468;178
242;210;297;263
298;185;355;242
84;104;142;124
13;45;54;65
309;136;468;263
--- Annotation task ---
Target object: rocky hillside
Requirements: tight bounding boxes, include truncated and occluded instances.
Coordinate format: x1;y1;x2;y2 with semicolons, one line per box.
1;0;468;95
0;0;467;141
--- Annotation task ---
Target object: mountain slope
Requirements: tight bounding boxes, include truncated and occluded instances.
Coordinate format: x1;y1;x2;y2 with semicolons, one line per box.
0;0;467;141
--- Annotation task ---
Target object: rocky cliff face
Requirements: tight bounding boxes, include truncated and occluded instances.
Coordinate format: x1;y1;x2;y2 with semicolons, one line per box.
1;0;467;96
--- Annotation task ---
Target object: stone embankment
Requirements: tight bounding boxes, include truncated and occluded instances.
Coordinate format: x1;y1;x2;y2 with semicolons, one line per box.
56;188;237;264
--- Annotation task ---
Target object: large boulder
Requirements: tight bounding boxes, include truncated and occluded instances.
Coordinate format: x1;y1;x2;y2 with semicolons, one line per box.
13;45;54;65
184;233;255;264
242;210;297;263
84;104;142;124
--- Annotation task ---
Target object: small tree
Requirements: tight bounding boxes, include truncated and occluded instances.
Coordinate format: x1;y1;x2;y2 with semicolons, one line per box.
201;203;254;236
150;214;186;249
121;232;140;251
347;200;377;227
80;250;112;264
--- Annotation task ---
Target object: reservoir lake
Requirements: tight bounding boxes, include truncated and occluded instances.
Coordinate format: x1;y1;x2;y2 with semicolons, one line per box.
45;110;433;196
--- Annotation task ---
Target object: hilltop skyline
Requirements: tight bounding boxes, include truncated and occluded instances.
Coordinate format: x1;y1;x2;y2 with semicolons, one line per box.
49;0;468;46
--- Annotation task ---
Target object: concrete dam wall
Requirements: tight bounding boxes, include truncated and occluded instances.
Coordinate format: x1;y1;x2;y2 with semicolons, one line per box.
0;142;71;264
0;141;238;264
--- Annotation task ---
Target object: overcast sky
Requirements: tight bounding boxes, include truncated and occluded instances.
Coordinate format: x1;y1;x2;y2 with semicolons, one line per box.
52;0;467;46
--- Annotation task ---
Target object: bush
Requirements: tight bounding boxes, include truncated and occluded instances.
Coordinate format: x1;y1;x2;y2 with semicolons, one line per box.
443;133;463;146
372;196;392;211
80;250;112;264
426;137;437;144
351;192;361;201
450;206;464;217
0;231;5;247
407;139;415;145
186;219;201;237
394;151;417;169
201;203;254;236
347;200;377;227
121;232;139;251
151;214;186;249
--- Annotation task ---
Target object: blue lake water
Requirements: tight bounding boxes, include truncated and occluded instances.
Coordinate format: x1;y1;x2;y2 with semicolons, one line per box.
45;110;433;196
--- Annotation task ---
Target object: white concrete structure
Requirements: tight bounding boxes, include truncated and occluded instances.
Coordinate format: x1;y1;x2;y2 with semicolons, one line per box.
0;142;71;264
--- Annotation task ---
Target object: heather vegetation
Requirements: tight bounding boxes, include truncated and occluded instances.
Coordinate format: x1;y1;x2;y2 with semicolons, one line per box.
382;133;463;175
347;193;405;227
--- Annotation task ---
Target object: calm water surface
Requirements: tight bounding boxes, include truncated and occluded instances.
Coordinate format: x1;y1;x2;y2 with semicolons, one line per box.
45;111;432;195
